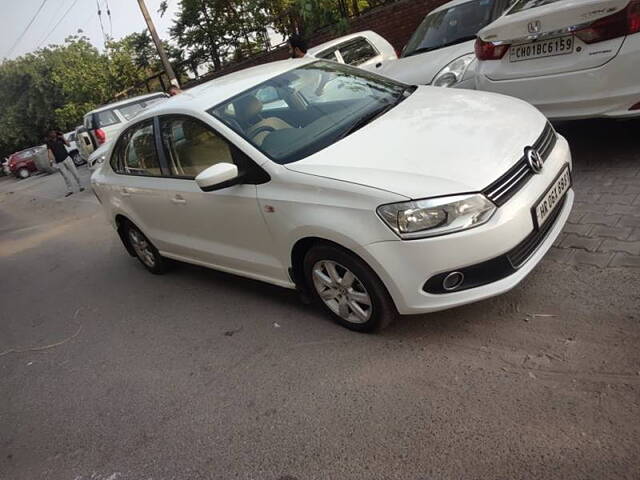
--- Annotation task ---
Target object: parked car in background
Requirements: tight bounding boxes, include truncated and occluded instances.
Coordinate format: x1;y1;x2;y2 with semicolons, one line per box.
378;0;515;88
87;141;111;171
83;93;169;158
63;130;84;166
75;125;94;162
92;59;573;332
475;0;640;120
307;31;397;72
7;147;44;178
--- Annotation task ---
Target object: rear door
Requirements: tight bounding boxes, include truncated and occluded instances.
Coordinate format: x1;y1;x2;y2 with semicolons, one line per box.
480;0;630;79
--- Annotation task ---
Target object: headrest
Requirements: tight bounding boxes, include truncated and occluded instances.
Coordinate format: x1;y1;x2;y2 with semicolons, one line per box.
233;95;263;122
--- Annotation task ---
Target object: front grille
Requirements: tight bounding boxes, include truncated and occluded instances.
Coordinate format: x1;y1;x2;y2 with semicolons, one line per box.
483;123;557;207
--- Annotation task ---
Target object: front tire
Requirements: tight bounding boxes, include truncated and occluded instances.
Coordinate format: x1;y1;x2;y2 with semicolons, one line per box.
71;152;83;166
125;223;167;274
17;168;30;179
303;244;397;332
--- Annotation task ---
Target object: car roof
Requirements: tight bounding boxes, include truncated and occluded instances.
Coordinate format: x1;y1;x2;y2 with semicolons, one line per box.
307;31;379;56
87;92;168;115
142;58;317;116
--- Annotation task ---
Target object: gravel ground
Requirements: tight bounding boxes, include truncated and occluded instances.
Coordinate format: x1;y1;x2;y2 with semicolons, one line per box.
1;120;639;480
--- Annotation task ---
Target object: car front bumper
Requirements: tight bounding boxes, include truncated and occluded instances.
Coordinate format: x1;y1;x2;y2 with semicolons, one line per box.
362;135;573;315
476;34;640;120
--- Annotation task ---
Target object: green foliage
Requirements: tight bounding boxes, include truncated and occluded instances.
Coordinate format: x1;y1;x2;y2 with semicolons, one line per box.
0;35;166;157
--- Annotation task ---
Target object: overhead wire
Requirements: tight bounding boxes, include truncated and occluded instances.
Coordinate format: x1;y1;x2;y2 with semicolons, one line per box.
3;0;50;59
104;0;113;37
37;0;82;48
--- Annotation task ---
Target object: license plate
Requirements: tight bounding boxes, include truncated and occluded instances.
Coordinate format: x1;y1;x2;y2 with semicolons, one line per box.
533;166;571;229
509;35;574;62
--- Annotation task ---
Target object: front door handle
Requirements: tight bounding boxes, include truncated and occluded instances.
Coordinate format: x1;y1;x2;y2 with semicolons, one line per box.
375;62;382;68
171;194;186;205
120;187;131;197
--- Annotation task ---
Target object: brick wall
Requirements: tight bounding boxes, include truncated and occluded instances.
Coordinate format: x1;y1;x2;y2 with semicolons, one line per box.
187;0;449;86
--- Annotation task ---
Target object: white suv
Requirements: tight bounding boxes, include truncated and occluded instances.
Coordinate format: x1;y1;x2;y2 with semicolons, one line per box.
83;93;168;156
92;59;573;332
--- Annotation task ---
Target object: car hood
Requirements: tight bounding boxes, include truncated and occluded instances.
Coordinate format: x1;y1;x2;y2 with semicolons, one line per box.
377;40;476;85
285;87;547;199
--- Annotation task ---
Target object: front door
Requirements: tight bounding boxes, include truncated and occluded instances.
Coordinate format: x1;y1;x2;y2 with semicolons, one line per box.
157;115;287;284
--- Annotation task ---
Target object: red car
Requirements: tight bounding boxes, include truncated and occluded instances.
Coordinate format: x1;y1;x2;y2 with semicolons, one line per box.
8;147;43;179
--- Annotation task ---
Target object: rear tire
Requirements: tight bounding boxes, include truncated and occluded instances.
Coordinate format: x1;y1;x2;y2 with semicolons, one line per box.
124;223;167;274
17;168;30;179
303;244;397;332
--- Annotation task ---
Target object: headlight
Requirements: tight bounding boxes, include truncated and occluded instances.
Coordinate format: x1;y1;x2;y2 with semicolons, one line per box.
377;194;496;239
432;53;475;88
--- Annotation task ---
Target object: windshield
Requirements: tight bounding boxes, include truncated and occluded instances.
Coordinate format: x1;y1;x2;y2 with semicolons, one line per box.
403;0;495;57
209;61;410;165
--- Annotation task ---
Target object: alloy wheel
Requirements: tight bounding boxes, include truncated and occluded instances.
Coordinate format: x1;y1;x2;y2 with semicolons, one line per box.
312;260;372;324
128;229;156;268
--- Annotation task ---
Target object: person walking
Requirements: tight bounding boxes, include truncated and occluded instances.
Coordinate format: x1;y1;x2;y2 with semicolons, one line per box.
288;34;309;59
46;129;84;197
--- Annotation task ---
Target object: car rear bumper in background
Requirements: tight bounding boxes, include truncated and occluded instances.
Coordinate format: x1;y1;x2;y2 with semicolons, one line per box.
476;34;640;120
362;135;573;315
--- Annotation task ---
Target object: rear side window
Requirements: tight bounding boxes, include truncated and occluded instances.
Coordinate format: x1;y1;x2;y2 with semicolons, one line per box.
111;120;162;176
316;47;339;61
508;0;565;14
338;38;378;65
160;116;234;178
96;109;120;128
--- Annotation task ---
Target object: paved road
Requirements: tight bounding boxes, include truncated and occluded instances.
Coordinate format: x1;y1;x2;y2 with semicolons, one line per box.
1;121;639;480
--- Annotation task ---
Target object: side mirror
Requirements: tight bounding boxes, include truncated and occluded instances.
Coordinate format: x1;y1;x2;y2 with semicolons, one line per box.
195;162;241;192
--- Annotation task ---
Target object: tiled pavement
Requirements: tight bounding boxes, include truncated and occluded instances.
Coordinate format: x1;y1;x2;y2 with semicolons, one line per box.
549;119;640;268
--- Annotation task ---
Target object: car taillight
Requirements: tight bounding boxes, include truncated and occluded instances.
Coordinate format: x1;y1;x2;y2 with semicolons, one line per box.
630;101;640;110
576;0;640;44
474;38;510;60
95;128;106;145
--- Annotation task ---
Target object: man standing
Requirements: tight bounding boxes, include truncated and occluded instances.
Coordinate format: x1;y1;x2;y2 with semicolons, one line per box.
46;130;83;197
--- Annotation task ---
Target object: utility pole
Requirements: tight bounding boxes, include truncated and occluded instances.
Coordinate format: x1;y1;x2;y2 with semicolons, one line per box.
136;0;179;88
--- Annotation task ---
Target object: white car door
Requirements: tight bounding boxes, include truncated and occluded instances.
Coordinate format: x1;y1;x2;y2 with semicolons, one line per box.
156;115;287;283
109;119;176;249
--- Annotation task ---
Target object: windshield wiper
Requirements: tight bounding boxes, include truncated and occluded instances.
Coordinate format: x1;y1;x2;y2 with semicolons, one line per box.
338;87;415;140
403;35;478;58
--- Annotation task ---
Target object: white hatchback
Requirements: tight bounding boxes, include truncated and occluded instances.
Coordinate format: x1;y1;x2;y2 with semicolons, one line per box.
475;0;640;120
92;59;574;332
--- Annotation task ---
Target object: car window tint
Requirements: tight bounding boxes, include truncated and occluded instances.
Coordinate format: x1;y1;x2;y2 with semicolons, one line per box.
160;116;234;178
114;121;161;176
96;109;121;128
403;0;494;57
118;103;146;121
339;38;378;65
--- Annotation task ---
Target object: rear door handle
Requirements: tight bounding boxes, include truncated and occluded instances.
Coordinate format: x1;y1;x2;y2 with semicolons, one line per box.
120;187;131;197
171;194;186;205
375;62;382;68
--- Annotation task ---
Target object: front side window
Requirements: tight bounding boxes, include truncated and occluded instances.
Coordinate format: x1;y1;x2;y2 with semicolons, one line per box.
339;38;378;65
316;47;339;61
160;116;234;178
209;61;409;165
403;0;495;57
112;120;162;176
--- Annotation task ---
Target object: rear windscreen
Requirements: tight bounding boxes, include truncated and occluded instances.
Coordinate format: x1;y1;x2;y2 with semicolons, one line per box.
508;0;566;14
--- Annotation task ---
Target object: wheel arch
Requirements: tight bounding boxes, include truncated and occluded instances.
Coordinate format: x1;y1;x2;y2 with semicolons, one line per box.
114;214;137;257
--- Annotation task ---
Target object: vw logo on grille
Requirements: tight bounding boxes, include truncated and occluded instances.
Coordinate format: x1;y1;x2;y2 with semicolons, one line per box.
528;20;542;34
526;147;544;174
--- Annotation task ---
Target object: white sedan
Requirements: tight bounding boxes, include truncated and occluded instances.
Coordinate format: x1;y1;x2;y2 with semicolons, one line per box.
379;0;515;88
91;59;574;332
475;0;640;120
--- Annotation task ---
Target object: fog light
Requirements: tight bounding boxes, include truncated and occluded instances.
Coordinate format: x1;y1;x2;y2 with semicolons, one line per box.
442;271;465;291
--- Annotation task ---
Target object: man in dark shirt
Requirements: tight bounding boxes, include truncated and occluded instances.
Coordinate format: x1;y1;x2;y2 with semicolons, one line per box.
46;130;83;197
